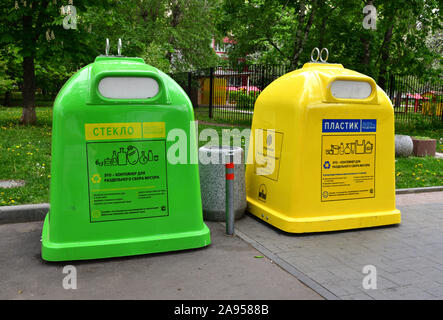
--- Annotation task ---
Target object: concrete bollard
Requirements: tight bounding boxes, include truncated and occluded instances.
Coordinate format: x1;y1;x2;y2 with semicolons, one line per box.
198;146;246;222
395;135;413;157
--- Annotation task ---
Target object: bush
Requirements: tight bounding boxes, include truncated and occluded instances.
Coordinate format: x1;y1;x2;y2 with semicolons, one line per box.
228;90;259;109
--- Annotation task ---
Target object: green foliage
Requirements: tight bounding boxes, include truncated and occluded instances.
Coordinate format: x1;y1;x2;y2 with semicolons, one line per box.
81;0;221;72
142;42;171;73
0;45;22;93
0;0;221;113
228;90;259;109
0;56;14;92
35;62;74;98
216;0;442;81
0;1;441;123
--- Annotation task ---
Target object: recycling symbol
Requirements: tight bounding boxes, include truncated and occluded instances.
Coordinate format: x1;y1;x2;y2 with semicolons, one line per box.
92;210;101;218
91;173;102;184
323;161;331;169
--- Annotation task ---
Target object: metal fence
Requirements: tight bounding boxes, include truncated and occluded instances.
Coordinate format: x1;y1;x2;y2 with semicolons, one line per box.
170;64;291;123
386;74;443;126
171;65;442;126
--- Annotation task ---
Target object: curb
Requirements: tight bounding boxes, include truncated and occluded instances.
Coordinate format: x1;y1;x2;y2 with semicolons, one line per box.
0;186;442;224
0;203;48;224
396;186;443;194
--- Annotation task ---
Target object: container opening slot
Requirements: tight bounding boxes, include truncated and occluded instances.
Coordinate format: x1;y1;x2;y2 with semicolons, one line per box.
98;77;159;99
330;80;372;99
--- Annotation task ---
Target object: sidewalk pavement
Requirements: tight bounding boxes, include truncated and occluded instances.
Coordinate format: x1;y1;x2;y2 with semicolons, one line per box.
234;192;443;300
0;191;442;300
0;220;321;300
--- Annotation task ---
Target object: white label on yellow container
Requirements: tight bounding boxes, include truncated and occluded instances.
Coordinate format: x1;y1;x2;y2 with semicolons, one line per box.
254;129;284;181
321;134;375;202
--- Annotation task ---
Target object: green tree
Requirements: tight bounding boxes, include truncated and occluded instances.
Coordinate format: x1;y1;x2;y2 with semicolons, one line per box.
82;0;220;72
216;0;320;68
0;0;220;124
0;0;107;124
216;0;442;83
0;55;14;94
0;45;22;105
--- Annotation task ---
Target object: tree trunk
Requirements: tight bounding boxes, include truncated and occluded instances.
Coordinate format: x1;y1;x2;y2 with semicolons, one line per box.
291;0;317;69
21;15;36;125
359;0;373;75
3;91;11;106
360;35;371;72
21;55;37;125
377;24;394;90
318;16;327;49
318;5;337;49
166;1;182;64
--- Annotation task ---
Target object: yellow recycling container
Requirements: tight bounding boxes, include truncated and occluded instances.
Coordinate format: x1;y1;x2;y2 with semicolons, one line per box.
246;62;401;233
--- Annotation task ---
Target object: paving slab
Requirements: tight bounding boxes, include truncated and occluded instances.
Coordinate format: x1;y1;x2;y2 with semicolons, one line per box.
0;180;26;188
0;220;322;300
235;192;443;300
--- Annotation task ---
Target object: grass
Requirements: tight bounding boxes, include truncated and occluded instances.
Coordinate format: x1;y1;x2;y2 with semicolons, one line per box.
395;157;442;189
0;106;250;206
194;106;252;127
0;106;52;205
0;105;441;206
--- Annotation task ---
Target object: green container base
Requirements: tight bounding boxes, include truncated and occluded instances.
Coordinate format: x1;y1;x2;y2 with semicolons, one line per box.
41;214;211;262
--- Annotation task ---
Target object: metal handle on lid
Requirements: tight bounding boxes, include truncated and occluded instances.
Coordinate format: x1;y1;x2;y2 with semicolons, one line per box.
117;38;122;56
311;47;329;63
311;47;320;62
320;48;329;62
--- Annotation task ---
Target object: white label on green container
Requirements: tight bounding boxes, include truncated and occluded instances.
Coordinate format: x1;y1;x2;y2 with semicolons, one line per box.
86;139;169;222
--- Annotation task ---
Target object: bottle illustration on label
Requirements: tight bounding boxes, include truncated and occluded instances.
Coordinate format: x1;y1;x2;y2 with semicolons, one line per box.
95;146;160;167
118;148;127;165
365;141;374;154
139;151;148;164
325;139;374;156
111;151;118;165
355;140;365;154
127;145;139;165
104;157;113;166
326;144;340;155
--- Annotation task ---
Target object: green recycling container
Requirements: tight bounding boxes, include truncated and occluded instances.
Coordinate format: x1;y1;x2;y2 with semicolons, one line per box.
41;56;211;261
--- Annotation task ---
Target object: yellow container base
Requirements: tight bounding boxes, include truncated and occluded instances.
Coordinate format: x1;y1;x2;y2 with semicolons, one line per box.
247;198;401;234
